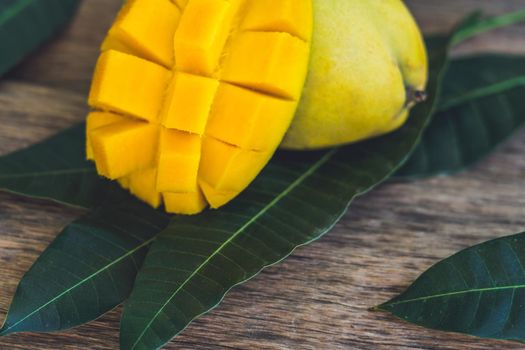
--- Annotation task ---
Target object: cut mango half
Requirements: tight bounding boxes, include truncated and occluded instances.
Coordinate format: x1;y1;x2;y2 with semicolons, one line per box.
87;0;313;214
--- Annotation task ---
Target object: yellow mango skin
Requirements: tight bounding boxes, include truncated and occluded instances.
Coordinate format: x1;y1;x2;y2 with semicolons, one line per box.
282;0;428;150
87;0;313;214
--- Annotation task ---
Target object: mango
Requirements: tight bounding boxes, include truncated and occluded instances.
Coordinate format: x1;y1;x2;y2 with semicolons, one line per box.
282;0;428;149
87;0;312;214
87;0;428;214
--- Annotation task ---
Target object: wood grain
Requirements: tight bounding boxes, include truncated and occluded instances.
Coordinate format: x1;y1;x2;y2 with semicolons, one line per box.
0;1;524;349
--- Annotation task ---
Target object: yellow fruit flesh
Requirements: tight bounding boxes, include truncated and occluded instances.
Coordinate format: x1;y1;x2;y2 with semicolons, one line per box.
90;120;159;179
88;50;170;122
86;111;127;160
159;72;219;134
128;168;162;208
222;31;309;100
87;0;312;214
156;129;201;193
205;83;297;151
101;0;182;67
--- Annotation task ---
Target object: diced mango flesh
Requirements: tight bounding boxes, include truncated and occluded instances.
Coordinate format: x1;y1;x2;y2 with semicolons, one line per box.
205;83;297;150
87;0;313;214
86;111;128;160
171;0;188;9
102;0;182;67
199;136;272;193
241;0;313;42
174;0;239;76
89;50;170;122
157;129;201;192
160;72;219;134
128;168;162;208
164;191;207;215
221;32;310;100
90;120;159;179
198;181;238;209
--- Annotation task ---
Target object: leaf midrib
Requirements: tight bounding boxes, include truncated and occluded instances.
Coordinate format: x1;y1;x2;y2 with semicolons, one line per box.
0;0;33;25
384;284;525;308
128;148;339;350
0;237;155;335
439;74;525;111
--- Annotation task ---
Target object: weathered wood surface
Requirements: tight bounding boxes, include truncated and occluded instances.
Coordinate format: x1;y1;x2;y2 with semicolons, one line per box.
0;1;524;349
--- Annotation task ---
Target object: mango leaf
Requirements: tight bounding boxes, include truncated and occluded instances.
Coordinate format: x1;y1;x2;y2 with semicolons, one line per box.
0;0;81;77
0;194;170;336
453;8;525;45
0;11;501;345
397;55;525;179
119;32;453;350
0;123;113;208
378;231;525;342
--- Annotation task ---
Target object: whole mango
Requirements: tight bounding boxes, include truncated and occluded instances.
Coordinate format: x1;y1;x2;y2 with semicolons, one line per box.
283;0;428;149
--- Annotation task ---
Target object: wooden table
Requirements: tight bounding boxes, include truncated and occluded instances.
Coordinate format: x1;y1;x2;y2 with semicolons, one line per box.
0;1;524;349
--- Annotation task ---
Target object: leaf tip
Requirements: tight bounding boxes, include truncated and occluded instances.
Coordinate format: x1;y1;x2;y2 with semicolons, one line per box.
0;324;11;337
369;303;391;313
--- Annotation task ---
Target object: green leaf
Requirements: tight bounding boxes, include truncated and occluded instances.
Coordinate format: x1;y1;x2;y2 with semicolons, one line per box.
0;195;170;336
378;231;525;342
396;55;525;179
453;9;525;45
119;33;453;350
0;0;81;77
0;123;113;208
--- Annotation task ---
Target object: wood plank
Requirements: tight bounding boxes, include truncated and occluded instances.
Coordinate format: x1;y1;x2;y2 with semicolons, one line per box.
0;0;524;349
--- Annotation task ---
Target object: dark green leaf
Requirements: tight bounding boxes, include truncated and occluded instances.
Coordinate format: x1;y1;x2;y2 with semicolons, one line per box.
0;0;81;77
0;123;113;208
396;56;525;179
119;33;453;350
378;231;525;342
0;195;170;336
453;8;525;45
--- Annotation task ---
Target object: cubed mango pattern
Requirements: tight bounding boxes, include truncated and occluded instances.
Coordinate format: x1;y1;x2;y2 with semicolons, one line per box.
86;0;312;214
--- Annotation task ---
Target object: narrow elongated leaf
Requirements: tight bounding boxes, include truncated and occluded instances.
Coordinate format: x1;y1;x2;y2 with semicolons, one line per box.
0;123;113;208
120;33;453;350
453;9;525;45
397;56;525;179
0;0;81;77
0;194;170;336
378;231;525;342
